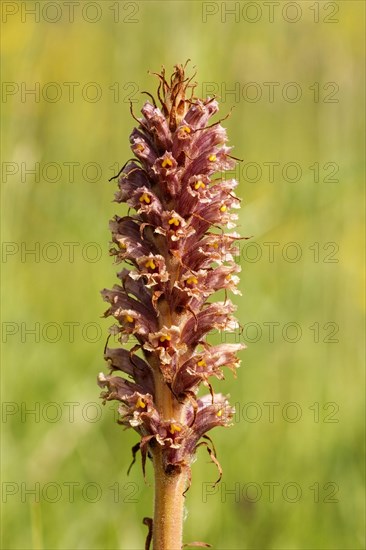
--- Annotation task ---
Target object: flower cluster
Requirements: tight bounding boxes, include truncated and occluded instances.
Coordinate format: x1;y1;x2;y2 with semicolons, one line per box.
98;63;244;483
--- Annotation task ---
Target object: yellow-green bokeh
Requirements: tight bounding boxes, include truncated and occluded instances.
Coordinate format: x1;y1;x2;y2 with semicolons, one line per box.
1;1;365;549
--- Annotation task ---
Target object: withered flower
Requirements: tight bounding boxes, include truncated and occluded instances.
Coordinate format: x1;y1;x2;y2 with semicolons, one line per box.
98;62;245;550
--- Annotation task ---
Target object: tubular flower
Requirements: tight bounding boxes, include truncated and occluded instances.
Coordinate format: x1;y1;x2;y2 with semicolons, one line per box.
98;63;245;489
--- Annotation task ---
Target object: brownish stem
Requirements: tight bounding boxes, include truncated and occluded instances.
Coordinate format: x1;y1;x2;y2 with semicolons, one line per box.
152;445;187;550
151;369;187;550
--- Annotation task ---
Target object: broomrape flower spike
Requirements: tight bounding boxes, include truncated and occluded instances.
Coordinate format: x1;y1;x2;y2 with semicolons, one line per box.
98;62;245;550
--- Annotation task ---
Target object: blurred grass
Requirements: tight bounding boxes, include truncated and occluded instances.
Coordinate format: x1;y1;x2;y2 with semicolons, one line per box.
1;1;365;549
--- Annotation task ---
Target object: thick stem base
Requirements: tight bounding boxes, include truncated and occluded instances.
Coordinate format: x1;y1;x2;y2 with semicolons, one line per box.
152;446;187;550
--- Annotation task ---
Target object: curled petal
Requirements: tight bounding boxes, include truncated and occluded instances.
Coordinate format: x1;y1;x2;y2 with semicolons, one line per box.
115;163;151;203
141;102;173;151
104;347;155;396
130;128;158;166
143;326;187;375
181;301;237;347
184;98;219;130
132;254;170;286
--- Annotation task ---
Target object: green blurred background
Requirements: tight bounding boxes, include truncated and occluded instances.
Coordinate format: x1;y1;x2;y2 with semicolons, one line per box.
1;1;365;548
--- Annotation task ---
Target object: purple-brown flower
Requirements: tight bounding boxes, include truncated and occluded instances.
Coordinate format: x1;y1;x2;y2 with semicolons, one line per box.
98;62;244;493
